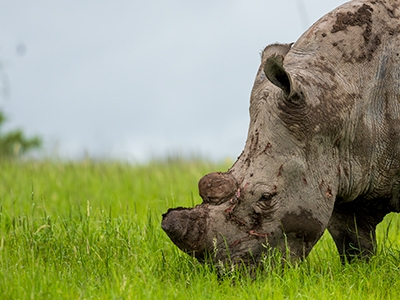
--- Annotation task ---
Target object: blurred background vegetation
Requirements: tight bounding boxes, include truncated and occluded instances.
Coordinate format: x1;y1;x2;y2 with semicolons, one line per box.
0;110;41;157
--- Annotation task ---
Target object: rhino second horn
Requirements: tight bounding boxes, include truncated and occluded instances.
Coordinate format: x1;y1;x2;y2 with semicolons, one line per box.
198;172;238;205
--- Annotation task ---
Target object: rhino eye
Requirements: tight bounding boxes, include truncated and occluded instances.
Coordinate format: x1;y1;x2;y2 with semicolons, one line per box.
252;192;277;215
260;193;274;202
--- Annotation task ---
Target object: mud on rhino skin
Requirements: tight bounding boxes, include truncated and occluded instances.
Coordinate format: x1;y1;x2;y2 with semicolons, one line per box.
162;0;400;268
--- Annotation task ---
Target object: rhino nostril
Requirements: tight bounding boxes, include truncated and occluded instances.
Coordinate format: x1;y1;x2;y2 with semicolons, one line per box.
198;172;238;205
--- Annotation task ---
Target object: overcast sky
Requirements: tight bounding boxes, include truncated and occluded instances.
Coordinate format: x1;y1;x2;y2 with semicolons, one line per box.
0;0;346;161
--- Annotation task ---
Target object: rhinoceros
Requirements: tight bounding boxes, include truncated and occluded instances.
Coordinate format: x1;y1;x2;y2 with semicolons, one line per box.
162;0;400;268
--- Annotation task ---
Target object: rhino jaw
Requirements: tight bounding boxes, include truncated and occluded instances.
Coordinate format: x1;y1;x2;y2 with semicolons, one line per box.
161;205;210;259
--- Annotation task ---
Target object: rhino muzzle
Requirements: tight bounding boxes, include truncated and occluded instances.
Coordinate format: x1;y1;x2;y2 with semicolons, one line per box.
161;172;239;258
161;205;210;259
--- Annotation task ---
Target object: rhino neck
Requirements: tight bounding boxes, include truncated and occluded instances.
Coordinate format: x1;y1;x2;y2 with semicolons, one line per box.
283;47;400;203
279;0;400;204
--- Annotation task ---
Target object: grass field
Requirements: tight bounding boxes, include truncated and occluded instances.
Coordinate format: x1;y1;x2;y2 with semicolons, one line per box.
1;158;400;299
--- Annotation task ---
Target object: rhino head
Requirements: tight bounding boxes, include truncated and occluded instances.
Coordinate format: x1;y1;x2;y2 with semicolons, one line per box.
162;0;400;269
162;43;336;267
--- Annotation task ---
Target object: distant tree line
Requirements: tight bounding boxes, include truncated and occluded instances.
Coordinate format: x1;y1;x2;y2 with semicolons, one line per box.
0;111;41;157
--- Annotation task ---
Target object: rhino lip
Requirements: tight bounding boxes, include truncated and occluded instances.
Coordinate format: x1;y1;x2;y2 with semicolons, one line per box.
161;205;210;258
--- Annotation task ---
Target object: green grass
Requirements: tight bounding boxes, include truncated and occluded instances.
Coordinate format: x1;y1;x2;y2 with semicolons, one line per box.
0;158;400;299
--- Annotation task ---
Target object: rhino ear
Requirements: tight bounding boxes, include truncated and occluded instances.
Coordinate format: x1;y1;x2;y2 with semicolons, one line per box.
264;55;293;97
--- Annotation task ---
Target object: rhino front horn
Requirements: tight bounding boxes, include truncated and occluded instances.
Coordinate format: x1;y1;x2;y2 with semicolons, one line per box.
161;205;210;259
198;172;238;205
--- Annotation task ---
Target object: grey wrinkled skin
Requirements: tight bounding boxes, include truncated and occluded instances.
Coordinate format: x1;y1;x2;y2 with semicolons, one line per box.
162;0;400;268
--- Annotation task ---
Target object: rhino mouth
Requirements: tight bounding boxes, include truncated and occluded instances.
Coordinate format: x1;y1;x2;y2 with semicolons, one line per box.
161;204;276;265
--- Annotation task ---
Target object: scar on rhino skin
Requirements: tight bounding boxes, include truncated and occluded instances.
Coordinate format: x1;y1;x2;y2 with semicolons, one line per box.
278;165;283;176
225;204;236;213
249;230;268;237
229;238;245;248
